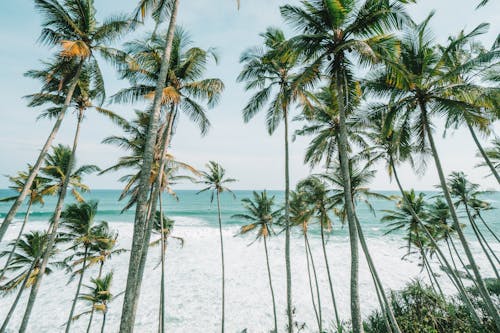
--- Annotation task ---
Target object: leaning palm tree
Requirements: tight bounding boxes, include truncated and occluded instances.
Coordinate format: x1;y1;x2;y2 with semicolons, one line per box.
280;1;408;329
0;168;51;282
233;191;280;333
198;161;236;333
74;272;119;333
0;231;58;333
0;0;130;242
238;27;315;331
18;144;99;332
296;176;341;330
477;137;500;180
364;15;500;327
60;201;110;333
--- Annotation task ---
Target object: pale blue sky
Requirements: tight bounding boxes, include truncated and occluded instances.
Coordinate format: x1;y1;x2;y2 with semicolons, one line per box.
0;0;499;190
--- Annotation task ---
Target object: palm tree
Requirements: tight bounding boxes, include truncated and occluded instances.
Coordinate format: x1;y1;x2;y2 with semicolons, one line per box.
0;168;51;282
75;272;119;333
477;138;500;181
296;177;341;330
0;0;130;242
60;201;109;333
198;161;236;333
119;0;180;328
238;27;315;331
288;190;322;332
0;231;58;333
364;15;500;327
280;1;408;329
18;144;99;332
233;191;280;333
150;212;183;333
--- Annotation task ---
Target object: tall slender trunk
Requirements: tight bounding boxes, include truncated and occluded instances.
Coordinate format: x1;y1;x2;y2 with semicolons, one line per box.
101;311;107;333
319;213;341;329
87;261;104;333
0;262;36;333
0;200;33;282
159;194;166;333
354;215;402;333
283;104;293;333
334;77;361;333
216;191;225;333
421;106;500;330
263;235;277;333
390;155;480;324
134;108;176;309
465;206;500;278
476;213;500;243
304;234;321;332
467;122;500;184
65;246;89;333
19;108;85;333
120;2;180;331
0;60;84;242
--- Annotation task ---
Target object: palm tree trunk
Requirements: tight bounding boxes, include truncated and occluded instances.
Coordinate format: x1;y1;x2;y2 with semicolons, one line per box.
421;107;500;329
334;78;361;333
354;215;402;333
0;60;84;242
0;199;33;282
390;155;480;323
216;191;225;333
0;262;36;333
86;261;104;333
134;108;176;308
159;194;166;333
65;247;89;333
283;105;293;333
304;234;321;332
476;213;500;243
101;311;107;333
263;235;278;333
19;108;85;333
120;1;180;331
464;206;500;278
467;122;500;184
319;214;341;329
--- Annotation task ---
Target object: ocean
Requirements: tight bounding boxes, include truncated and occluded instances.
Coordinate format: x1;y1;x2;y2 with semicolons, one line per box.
0;189;498;332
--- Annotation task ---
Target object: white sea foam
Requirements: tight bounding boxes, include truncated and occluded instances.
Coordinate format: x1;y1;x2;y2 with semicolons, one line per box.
0;219;496;332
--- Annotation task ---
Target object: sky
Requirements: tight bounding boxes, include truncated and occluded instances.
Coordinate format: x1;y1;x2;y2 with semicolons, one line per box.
0;0;499;191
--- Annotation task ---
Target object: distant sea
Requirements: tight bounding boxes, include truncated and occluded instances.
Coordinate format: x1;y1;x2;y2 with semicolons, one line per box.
0;189;498;332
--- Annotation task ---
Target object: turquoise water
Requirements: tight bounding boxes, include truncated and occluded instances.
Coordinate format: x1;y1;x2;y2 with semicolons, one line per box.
0;189;498;238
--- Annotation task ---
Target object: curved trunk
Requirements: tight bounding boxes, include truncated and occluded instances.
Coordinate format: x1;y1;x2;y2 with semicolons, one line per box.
65;246;89;333
390;155;480;323
263;235;278;333
283;105;293;333
467;122;500;184
319;213;341;329
0;199;33;282
304;234;321;332
421;107;500;330
0;262;36;333
120;1;180;331
19;107;85;333
334;78;361;333
0;60;85;242
476;213;500;243
216;191;225;333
